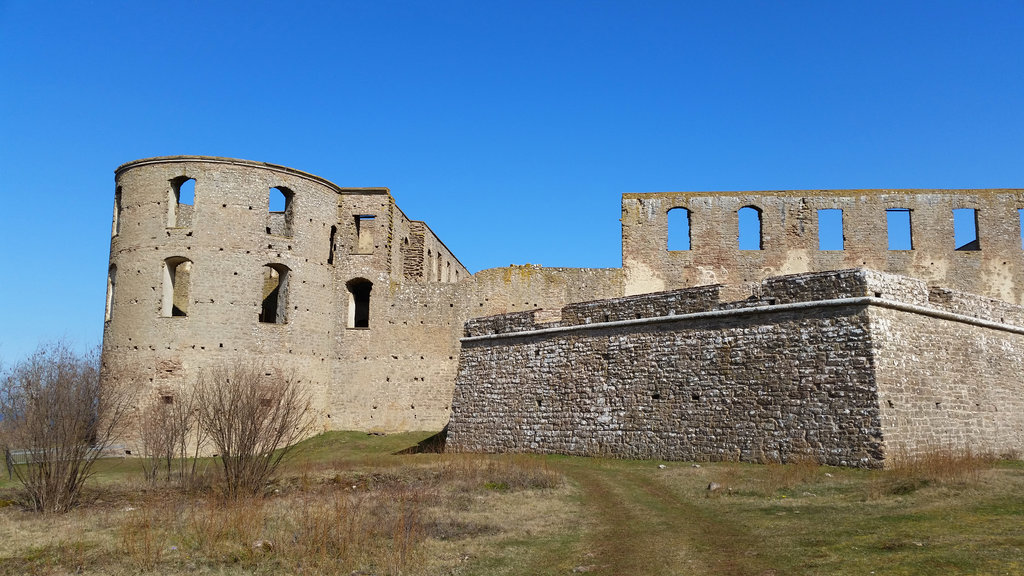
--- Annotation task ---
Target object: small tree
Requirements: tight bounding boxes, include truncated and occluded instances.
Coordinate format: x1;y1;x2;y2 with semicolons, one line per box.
139;385;207;486
195;361;312;499
0;343;133;512
138;397;172;483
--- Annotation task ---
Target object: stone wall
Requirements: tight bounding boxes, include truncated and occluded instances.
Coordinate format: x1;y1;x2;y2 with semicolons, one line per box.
871;306;1024;457
448;269;1024;466
104;156;1024;460
622;189;1024;303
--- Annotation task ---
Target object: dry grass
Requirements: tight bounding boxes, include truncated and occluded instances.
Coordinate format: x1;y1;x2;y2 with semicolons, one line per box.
3;433;1023;576
872;447;1001;497
759;454;824;495
0;444;572;575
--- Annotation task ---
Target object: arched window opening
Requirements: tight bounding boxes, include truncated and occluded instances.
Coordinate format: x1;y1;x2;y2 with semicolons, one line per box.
259;264;290;324
446;261;452;282
327;225;337;265
347;278;373;328
953;208;980;251
267;187;294;236
112;186;122;237
817;209;844;251
427;249;434;281
886;208;913;250
667;207;691;251
737;206;762;250
167;177;195;228
162;257;193;317
105;265;116;322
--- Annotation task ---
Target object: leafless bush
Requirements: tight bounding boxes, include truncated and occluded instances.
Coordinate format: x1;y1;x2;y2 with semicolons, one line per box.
138;385;208;487
0;342;133;512
195;361;313;498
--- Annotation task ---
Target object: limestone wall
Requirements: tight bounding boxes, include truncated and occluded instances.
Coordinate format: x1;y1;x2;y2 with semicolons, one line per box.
104;157;341;433
871;305;1024;457
622;189;1024;303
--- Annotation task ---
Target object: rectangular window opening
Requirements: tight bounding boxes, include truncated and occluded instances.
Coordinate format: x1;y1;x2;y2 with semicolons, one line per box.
328;225;337;265
112;187;122;237
817;209;844;250
953;208;980;251
737;206;762;250
354;215;376;254
1018;209;1024;250
886;208;913;250
177;178;195;206
667;208;691;251
267;187;294;236
162;258;192;317
259;265;289;324
168;178;195;228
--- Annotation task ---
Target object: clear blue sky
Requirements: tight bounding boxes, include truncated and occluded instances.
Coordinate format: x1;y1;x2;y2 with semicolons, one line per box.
1;1;1022;362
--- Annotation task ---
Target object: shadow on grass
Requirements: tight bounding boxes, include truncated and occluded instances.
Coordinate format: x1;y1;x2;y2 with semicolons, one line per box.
395;426;447;455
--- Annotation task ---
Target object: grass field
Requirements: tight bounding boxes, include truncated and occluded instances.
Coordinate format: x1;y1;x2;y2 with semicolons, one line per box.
2;431;1023;575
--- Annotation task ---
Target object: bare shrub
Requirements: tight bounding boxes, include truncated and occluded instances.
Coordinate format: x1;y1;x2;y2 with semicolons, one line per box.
0;342;133;512
195;361;313;498
138;385;208;488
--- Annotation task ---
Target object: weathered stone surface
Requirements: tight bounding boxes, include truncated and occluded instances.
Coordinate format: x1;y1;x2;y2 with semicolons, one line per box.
622;189;1024;304
448;269;1024;467
102;156;1024;463
102;157;623;448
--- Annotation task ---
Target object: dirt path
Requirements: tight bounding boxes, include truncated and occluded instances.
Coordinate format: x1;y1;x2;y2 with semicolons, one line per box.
559;461;775;576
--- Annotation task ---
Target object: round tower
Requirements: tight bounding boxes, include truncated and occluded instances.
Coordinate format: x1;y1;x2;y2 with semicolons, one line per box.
103;156;345;440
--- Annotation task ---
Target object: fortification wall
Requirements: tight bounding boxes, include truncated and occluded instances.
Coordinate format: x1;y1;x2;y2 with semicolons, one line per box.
622;189;1024;303
104;156;1024;460
869;284;1024;457
448;269;1024;466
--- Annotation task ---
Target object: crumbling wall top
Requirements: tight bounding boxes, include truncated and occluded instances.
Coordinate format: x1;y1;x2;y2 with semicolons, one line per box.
115;156;390;197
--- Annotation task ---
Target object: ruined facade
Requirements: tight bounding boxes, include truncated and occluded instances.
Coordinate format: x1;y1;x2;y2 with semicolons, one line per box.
622;189;1024;303
103;156;620;439
103;156;1024;463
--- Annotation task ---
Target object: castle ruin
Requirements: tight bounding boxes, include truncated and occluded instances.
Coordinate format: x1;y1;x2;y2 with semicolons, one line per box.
103;156;1024;465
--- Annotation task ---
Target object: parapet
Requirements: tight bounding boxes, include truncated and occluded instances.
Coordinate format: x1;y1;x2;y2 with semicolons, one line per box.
461;268;1024;339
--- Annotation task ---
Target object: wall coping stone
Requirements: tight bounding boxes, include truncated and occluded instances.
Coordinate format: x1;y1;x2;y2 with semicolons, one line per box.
460;296;1024;343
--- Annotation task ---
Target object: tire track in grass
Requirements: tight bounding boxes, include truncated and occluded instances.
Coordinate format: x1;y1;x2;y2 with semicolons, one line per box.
562;461;776;576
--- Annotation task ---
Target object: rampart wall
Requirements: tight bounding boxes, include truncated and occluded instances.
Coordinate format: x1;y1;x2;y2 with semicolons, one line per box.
448;269;1024;466
622;189;1024;304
